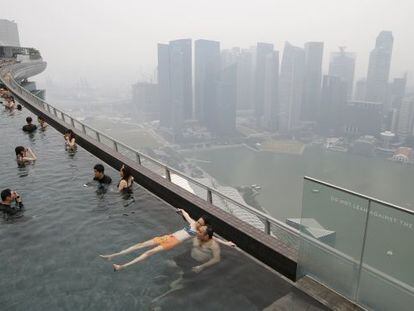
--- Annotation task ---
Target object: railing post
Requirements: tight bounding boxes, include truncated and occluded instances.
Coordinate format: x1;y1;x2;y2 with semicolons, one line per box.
264;219;271;235
113;141;118;152
165;167;171;181
53;108;58;117
136;153;141;165
207;188;213;204
70;117;75;127
81;124;86;134
96;132;101;142
354;199;372;301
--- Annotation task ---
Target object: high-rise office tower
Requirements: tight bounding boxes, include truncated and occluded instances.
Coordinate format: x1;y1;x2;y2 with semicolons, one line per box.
220;47;254;111
0;19;20;46
216;64;237;135
158;43;172;128
319;75;347;135
328;47;356;99
169;39;192;120
157;39;192;132
397;96;414;142
343;100;383;137
194;39;220;130
302;42;324;122
279;42;305;132
236;49;254;110
389;75;407;110
354;79;366;100
365;31;394;104
263;51;279;131
254;43;274;122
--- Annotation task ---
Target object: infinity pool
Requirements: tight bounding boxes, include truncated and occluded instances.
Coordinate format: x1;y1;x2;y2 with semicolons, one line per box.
0;106;327;310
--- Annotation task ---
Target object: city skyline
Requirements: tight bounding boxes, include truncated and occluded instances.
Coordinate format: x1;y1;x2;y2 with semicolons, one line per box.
2;0;414;90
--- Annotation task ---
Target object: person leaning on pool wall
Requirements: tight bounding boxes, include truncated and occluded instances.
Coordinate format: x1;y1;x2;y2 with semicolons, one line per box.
0;188;24;220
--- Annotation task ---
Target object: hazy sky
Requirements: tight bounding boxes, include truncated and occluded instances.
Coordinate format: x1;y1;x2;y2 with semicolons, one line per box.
2;0;413;90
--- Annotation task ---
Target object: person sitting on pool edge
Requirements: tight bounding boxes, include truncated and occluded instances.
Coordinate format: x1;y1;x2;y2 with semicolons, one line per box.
64;129;76;151
0;189;24;220
99;209;211;271
94;164;112;185
15;146;37;165
22;116;37;133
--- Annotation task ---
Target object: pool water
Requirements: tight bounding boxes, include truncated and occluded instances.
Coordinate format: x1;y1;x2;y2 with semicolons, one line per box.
0;107;327;310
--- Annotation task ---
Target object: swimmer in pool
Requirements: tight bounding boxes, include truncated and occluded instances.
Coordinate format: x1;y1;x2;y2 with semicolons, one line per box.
64;129;76;151
191;225;236;273
15;146;37;165
99;209;210;271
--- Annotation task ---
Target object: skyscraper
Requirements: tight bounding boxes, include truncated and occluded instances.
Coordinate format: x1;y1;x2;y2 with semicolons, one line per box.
397;96;414;142
254;43;274;123
279;42;305;132
343;100;383;137
328;47;356;99
354;79;366;100
263;51;279;131
169;39;193;120
302;42;324;122
194;39;220;130
236;49;254;111
216;64;237;135
365;31;394;104
158;43;172;127
0;19;20;46
157;39;192;132
319;75;347;135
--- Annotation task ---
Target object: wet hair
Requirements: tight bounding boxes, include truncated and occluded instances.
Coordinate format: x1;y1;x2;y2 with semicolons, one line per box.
65;129;75;141
15;146;25;156
199;214;211;226
121;165;132;181
205;225;214;239
17;104;22;110
1;189;12;201
26;116;33;124
38;115;45;122
94;164;105;173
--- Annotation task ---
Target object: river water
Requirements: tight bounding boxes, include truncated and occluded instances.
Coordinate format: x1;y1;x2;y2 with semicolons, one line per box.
184;145;414;221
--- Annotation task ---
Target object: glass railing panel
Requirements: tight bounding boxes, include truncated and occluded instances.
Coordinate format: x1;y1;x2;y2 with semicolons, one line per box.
297;178;369;298
212;192;233;215
185;179;208;201
98;134;115;149
84;126;97;140
140;157;164;176
357;201;414;311
270;221;299;250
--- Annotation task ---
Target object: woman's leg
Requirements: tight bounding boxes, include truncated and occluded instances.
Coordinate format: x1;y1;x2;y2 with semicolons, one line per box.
113;245;164;271
100;239;156;260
